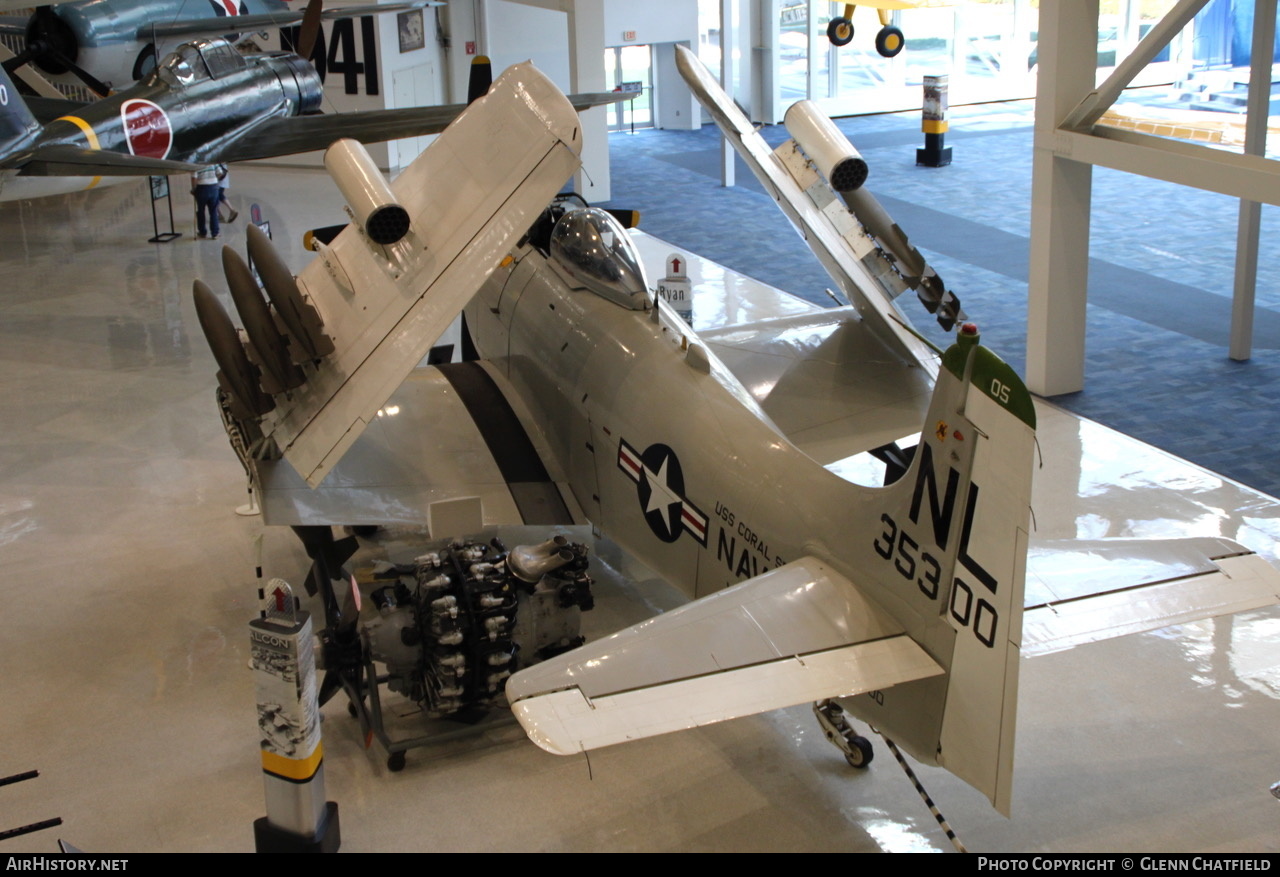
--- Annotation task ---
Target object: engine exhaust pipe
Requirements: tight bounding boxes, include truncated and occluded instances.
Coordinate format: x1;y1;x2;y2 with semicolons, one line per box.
507;535;575;584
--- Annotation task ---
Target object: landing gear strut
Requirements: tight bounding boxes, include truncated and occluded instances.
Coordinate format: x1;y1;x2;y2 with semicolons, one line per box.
814;699;874;768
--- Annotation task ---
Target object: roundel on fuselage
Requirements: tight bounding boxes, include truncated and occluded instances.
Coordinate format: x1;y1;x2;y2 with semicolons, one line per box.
120;99;173;160
208;0;247;16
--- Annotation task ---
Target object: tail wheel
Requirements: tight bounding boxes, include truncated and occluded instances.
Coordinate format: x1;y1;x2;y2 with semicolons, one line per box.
875;25;905;58
827;17;854;47
844;735;875;768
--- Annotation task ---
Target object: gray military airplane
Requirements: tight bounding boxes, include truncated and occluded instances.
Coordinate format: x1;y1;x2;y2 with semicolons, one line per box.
191;52;1280;814
0;40;621;202
0;0;436;95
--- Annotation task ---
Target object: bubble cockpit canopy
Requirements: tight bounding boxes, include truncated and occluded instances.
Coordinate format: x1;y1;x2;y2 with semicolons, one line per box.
549;208;649;310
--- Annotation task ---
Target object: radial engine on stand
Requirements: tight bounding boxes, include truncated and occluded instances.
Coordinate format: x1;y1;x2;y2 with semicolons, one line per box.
361;535;594;720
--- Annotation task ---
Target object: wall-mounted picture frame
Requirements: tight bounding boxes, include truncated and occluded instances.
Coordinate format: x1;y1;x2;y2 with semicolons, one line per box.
398;10;425;53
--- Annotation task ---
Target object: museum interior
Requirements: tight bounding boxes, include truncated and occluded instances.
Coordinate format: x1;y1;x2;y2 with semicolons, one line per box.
2;0;1279;855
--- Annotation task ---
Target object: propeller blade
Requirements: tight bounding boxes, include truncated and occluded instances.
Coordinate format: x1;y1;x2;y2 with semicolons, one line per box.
296;0;323;63
302;224;346;251
47;48;110;97
466;55;492;105
290;525;358;631
2;49;35;76
317;667;344;706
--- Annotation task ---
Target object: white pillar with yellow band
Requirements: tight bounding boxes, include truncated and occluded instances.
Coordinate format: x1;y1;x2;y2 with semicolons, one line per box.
250;581;340;852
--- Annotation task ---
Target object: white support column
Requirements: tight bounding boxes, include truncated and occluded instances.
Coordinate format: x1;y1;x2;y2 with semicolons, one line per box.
654;42;699;130
1026;0;1099;397
566;0;610;201
720;0;737;187
755;0;782;124
1229;0;1276;362
1233;200;1261;361
441;1;477;104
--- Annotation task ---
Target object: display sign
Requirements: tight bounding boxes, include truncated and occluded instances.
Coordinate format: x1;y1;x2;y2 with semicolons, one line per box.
657;252;692;324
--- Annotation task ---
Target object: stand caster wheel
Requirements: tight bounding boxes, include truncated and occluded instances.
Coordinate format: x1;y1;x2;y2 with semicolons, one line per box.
387;752;406;772
844;735;874;768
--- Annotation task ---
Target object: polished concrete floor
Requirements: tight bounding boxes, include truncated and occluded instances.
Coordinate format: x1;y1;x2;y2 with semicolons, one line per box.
1;137;1279;853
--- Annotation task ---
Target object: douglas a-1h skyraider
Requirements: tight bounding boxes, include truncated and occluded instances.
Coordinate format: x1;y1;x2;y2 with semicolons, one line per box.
193;49;1280;815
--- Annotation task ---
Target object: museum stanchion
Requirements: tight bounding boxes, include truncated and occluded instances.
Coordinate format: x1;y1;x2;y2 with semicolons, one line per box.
251;579;340;853
147;176;182;243
917;75;952;168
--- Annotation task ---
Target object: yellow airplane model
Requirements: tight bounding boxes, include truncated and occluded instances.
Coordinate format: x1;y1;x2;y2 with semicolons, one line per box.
825;1;949;57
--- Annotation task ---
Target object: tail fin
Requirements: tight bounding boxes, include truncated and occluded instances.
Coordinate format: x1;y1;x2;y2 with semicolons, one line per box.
843;323;1036;815
0;65;41;159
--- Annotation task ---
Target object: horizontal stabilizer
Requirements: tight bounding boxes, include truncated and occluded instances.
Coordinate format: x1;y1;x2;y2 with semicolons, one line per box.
1023;539;1280;656
507;557;943;754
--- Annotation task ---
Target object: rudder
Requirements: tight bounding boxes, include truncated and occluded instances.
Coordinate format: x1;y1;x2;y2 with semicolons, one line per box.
0;66;41;159
842;324;1036;815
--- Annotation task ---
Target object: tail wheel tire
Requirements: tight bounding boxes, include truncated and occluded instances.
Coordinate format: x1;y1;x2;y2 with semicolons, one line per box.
844;735;874;768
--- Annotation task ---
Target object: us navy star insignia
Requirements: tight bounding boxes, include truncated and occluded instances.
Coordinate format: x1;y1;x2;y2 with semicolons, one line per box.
617;438;708;546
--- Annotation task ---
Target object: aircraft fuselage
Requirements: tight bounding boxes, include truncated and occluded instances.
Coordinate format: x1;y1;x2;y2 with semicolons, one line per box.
23;0;300;90
0;43;320;203
460;222;1032;765
465;236;966;632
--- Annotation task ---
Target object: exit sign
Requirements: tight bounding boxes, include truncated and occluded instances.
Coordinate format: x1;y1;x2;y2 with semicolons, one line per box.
622;30;636;41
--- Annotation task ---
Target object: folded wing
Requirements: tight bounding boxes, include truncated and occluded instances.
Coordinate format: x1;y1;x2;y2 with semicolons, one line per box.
255;62;583;488
257;362;585;529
